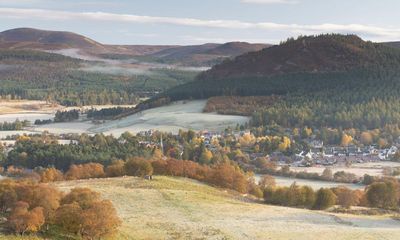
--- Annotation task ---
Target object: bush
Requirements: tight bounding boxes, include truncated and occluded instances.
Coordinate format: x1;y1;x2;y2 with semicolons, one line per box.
333;187;361;209
105;160;126;177
366;180;399;209
124;157;153;177
65;163;105;180
313;188;337;210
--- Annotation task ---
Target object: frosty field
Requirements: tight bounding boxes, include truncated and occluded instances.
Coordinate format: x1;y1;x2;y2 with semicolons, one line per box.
54;176;400;240
255;175;365;190
90;100;250;135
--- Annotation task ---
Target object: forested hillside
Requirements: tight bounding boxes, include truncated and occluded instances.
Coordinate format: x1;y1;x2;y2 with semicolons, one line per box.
151;34;400;132
0;49;198;106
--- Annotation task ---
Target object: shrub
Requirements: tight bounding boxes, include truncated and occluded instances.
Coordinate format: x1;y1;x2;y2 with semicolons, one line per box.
124;157;153;177
313;188;337;210
366;180;399;209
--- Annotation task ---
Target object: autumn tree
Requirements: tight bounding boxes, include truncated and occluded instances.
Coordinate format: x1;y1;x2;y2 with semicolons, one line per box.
152;148;164;159
30;184;62;228
334;187;359;209
366;181;399;209
55;202;82;235
321;168;333;181
124;157;153;177
301;127;313;138
360;131;373;145
211;162;249;193
278;136;291;152
299;186;316;208
37;167;64;183
341;133;353;147
0;180;17;213
61;188;100;210
80;200;121;239
377;138;389;149
313;188;337;210
258;175;276;189
65;163;105;180
57;201;121;239
105;159;126;177
7;201;45;235
248;182;263;198
151;159;167;175
199;148;213;164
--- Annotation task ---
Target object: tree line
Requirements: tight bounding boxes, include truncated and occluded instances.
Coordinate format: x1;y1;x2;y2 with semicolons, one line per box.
262;176;400;210
86;106;134;120
4;158;399;212
54;109;79;122
0;119;29;131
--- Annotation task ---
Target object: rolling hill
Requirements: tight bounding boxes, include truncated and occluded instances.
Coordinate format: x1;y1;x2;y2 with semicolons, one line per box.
0;28;177;56
199;34;399;80
0;28;269;66
382;41;400;49
146;41;269;66
53;176;400;240
142;34;400;131
0;28;106;51
160;34;400;100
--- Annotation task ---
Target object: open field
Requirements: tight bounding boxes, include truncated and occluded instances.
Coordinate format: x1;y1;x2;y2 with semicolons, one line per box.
0;100;249;138
255;175;365;190
289;164;398;178
54;176;400;240
0;100;60;115
90;100;250;135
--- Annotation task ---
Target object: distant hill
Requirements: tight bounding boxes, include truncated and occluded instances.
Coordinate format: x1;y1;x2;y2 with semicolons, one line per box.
200;35;395;80
0;28;106;51
147;34;400;132
205;42;268;56
0;28;178;56
147;42;269;66
157;34;400;101
0;28;269;65
381;41;400;49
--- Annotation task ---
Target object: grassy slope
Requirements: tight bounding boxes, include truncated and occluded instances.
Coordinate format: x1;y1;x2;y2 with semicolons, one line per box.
52;176;400;240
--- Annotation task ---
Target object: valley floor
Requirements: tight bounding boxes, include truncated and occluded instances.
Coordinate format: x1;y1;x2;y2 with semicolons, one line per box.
54;176;400;240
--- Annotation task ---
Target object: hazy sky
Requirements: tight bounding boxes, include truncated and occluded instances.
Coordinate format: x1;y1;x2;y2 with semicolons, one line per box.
0;0;399;45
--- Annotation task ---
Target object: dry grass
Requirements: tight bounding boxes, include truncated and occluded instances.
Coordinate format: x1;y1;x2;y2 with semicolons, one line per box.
0;100;60;114
53;176;400;240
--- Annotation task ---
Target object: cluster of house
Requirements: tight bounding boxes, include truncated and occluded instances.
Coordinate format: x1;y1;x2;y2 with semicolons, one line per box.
200;131;222;152
293;140;399;167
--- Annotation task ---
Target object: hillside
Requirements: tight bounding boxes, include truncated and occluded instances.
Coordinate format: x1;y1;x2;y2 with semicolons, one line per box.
144;42;269;66
161;34;400;100
144;34;400;132
200;34;399;80
382;41;400;49
0;28;106;51
0;28;178;56
205;41;269;56
0;48;198;106
0;28;269;64
52;176;400;240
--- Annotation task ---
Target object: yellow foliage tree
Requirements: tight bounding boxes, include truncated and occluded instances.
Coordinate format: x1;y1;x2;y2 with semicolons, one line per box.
278;136;291;151
341;134;353;146
360;132;373;145
239;133;256;147
199;148;213;164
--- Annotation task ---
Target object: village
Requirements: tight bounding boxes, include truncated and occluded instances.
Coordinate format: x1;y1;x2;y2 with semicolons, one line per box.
135;129;400;170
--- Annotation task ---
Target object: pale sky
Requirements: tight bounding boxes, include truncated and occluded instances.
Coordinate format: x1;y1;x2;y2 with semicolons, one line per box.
0;0;399;45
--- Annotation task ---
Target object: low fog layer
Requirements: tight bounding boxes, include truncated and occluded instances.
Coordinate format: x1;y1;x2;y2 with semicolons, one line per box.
81;64;152;76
